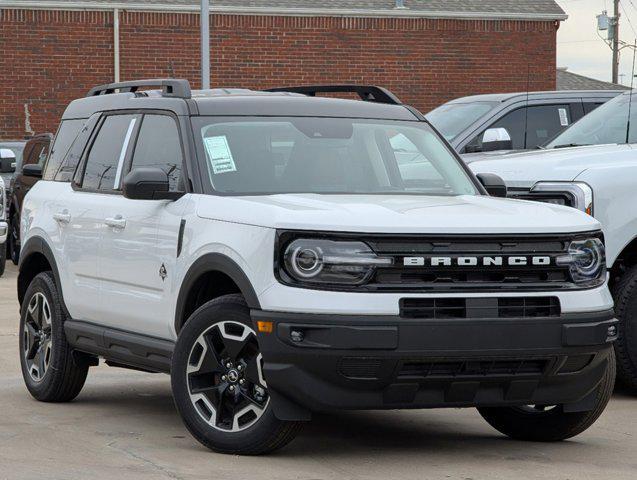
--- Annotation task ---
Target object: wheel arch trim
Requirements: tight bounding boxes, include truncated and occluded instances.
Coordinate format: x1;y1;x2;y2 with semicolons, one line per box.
18;236;65;311
174;252;261;334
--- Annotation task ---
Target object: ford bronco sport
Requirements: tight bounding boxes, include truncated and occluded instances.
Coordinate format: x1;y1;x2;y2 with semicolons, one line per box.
18;79;617;455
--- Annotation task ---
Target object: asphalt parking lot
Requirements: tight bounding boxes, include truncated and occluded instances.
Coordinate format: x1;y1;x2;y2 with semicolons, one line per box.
0;263;636;480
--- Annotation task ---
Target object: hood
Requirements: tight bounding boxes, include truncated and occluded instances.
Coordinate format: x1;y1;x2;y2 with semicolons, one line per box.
196;193;600;234
468;144;635;188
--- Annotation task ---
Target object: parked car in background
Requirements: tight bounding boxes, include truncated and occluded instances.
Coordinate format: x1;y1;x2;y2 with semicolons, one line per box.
0;175;7;276
6;133;52;265
426;90;622;155
469;91;637;394
0;147;17;190
0;141;26;178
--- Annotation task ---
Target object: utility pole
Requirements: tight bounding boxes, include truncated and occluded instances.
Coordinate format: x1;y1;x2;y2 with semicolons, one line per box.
598;6;621;83
200;0;210;89
612;0;620;84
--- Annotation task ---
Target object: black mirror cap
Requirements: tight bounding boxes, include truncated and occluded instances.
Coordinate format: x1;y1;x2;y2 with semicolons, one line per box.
123;167;169;200
22;164;42;178
477;173;507;198
0;158;16;174
122;167;185;200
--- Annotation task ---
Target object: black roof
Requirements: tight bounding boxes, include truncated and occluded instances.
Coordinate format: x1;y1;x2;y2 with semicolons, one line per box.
63;87;418;121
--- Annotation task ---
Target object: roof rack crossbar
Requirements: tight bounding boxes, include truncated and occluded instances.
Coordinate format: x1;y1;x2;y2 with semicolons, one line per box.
264;85;401;105
87;79;192;99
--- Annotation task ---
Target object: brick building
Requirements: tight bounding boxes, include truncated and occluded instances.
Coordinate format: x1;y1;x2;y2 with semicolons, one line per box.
0;0;566;140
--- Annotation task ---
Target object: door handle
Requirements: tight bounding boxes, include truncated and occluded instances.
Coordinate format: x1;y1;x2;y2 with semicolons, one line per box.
104;216;126;229
53;211;71;224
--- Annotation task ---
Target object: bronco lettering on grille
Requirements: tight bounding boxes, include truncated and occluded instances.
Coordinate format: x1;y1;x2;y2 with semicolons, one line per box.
402;256;552;267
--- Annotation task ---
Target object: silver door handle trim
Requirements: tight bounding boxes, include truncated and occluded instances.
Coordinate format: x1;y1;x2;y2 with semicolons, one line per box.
53;212;71;224
104;217;127;229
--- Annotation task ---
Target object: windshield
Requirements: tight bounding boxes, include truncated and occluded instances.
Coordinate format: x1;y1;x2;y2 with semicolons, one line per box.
193;117;479;196
545;93;635;148
425;101;498;141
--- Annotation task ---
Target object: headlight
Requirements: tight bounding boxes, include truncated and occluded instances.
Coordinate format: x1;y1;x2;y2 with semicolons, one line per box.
281;238;393;286
557;237;606;286
525;182;594;216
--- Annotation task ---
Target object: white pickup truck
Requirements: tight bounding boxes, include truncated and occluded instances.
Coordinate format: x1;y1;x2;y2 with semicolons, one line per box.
469;91;637;393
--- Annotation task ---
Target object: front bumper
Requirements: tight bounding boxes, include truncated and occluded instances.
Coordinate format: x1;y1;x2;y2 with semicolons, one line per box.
0;220;7;244
252;309;617;420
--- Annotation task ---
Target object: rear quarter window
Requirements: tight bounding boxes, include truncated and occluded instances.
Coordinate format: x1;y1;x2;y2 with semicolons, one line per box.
43;119;85;181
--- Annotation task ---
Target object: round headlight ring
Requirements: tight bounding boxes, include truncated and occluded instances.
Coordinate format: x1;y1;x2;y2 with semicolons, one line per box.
289;246;324;278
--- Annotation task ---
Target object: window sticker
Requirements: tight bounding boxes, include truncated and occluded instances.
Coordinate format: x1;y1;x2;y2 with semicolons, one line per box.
558;108;569;127
204;135;237;174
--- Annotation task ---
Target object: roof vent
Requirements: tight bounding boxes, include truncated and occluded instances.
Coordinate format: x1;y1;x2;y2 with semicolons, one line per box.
395;0;407;9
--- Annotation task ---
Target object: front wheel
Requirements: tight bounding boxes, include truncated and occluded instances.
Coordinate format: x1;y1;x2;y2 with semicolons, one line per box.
478;349;615;441
171;294;302;455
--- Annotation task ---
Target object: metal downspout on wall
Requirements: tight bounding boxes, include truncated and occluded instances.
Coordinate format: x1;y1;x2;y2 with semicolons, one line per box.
114;7;120;82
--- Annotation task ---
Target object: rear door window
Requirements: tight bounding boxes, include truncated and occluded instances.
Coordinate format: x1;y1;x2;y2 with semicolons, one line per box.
79;114;138;192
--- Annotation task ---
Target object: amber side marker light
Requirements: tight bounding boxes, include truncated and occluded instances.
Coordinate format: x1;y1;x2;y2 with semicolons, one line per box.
257;321;273;333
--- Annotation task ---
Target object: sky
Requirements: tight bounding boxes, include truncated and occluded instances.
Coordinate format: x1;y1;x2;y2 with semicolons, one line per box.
556;0;637;85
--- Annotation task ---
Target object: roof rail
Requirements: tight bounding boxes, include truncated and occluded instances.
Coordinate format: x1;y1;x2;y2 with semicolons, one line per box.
86;79;192;99
264;85;401;105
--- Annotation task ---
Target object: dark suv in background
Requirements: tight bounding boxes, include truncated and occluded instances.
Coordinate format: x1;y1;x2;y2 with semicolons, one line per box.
6;133;52;264
426;90;622;155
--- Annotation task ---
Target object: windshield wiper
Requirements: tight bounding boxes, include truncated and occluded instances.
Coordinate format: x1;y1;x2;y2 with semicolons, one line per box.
552;143;591;149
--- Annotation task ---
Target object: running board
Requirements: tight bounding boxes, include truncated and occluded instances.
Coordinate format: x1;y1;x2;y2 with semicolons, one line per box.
64;320;174;373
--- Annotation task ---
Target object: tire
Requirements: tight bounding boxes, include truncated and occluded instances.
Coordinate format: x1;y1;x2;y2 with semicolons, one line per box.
8;211;20;265
612;265;637;393
171;294;302;455
0;242;5;277
19;271;89;402
478;349;616;442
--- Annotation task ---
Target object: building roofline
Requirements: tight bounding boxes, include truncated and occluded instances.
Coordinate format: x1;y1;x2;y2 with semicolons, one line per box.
1;1;569;21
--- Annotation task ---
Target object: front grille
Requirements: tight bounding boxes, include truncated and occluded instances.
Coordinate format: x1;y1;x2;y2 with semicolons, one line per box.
398;358;549;379
365;234;591;293
400;296;560;319
339;357;383;379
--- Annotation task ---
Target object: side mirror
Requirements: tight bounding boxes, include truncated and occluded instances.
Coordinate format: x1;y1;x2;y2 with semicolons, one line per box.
477;173;507;198
0;148;16;173
123;167;183;200
481;127;513;152
22;164;42;178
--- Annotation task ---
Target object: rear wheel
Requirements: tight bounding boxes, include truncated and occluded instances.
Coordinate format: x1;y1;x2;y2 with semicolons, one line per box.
19;272;89;401
171;294;302;455
478;349;615;441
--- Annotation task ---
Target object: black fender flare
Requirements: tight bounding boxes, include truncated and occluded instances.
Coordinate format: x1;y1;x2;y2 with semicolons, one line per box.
174;253;261;334
17;236;66;311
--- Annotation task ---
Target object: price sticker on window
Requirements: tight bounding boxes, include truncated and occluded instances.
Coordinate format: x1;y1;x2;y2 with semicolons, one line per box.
204;135;237;174
558;108;569;127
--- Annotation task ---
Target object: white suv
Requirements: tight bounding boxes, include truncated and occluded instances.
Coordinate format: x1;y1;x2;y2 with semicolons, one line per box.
18;80;617;455
469;91;637;393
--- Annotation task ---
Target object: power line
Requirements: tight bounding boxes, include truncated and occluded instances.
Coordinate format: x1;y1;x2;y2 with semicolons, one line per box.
620;0;637;37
